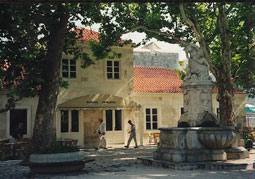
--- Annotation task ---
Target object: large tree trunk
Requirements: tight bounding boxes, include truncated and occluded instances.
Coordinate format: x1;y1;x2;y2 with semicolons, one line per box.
217;75;234;126
217;4;234;126
32;4;69;152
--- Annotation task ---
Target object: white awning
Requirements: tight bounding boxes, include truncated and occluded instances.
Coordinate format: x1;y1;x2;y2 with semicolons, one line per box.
57;94;140;110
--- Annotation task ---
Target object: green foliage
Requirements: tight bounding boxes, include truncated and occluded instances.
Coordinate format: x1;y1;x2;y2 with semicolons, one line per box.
0;3;107;112
175;69;186;80
102;2;255;97
59;78;70;89
175;61;186;80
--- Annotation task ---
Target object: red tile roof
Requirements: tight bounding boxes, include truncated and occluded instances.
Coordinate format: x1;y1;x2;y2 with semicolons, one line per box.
75;28;99;42
133;66;244;94
75;27;132;44
134;66;183;93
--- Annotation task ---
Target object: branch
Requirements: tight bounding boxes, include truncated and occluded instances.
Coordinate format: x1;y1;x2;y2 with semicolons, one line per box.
125;26;186;46
207;3;234;44
179;3;218;76
218;4;232;73
179;3;202;43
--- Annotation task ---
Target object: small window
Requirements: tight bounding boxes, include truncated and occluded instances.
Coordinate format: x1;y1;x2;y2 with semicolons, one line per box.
181;108;185;115
106;110;113;131
61;110;68;133
145;108;158;130
71;110;79;132
115;110;122;130
106;60;120;79
217;108;220;120
62;59;76;78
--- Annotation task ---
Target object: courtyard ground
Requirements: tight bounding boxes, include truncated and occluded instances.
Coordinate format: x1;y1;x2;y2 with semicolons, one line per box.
0;145;254;179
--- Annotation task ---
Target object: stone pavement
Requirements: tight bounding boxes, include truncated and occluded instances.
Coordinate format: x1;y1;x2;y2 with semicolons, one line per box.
0;145;254;179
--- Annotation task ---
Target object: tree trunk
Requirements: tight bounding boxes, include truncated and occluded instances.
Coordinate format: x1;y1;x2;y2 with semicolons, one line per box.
217;75;234;126
32;5;69;152
217;4;234;126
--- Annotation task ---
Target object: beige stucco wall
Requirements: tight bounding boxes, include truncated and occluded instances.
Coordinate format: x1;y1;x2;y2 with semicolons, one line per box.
0;92;38;139
54;44;135;147
57;44;134;105
133;92;247;145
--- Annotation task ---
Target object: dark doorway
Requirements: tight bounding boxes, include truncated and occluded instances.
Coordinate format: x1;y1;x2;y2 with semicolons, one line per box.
10;109;27;136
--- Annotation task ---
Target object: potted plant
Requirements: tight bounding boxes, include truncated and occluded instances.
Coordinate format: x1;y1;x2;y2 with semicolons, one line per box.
29;140;85;174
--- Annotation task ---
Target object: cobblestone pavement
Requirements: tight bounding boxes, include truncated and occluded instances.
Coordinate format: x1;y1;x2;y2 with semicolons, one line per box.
0;145;254;179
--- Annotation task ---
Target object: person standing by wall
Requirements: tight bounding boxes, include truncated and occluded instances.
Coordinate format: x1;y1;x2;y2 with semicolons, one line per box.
94;118;107;150
12;123;24;141
125;120;138;148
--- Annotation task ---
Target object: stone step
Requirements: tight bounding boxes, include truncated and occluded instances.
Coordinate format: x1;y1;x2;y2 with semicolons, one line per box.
138;157;250;170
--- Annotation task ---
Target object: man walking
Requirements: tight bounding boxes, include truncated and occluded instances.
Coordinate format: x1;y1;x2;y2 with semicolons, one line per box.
95;118;107;150
125;120;138;148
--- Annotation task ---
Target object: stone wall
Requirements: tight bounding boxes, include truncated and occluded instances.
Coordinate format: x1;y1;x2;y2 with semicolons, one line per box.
0;93;38;139
134;51;179;69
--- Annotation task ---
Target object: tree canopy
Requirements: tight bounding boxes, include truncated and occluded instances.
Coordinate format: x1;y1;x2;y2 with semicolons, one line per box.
0;3;113;150
95;2;255;125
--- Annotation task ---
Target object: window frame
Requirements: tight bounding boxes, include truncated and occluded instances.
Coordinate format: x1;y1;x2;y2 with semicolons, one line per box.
61;110;69;133
145;108;158;130
61;59;77;79
71;110;79;132
60;110;79;133
105;109;122;131
106;60;120;80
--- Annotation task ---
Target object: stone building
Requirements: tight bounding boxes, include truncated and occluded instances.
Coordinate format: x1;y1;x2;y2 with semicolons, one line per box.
0;28;247;147
134;42;180;69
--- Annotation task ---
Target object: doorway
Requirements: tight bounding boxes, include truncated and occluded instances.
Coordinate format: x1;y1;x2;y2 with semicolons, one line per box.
10;109;27;137
83;110;103;148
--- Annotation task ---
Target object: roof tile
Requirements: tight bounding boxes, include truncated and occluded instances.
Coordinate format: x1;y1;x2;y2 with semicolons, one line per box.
75;28;99;42
134;66;183;93
133;66;244;94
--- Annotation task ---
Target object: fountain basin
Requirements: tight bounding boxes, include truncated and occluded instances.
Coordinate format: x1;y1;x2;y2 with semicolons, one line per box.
153;127;236;162
198;127;235;149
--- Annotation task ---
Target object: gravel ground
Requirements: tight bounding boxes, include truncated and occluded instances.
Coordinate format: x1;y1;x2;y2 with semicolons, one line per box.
0;145;254;179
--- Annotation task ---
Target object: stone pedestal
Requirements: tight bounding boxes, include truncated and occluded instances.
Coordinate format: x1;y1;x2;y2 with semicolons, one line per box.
179;81;219;127
153;127;235;163
225;147;249;159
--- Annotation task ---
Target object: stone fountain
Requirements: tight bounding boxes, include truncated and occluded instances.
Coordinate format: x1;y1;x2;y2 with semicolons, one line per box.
152;44;248;164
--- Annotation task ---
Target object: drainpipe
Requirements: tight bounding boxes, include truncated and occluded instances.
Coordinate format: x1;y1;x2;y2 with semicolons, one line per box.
139;104;143;146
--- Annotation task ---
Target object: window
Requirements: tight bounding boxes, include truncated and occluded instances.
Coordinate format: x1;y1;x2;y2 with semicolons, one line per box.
105;109;122;131
106;60;120;79
62;59;76;78
71;110;79;132
181;107;185;115
61;110;68;133
61;110;79;133
10;109;27;136
115;110;122;130
106;110;113;131
146;108;158;130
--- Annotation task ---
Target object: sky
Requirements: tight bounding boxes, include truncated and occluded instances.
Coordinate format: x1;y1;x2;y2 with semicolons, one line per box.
83;23;187;61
